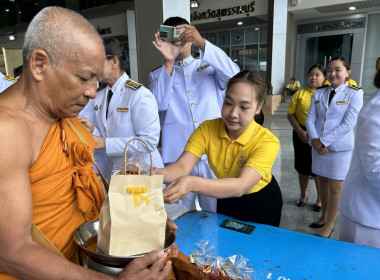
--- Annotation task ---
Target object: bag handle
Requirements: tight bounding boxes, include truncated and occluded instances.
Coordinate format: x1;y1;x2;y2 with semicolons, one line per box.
123;137;153;175
65;119;109;193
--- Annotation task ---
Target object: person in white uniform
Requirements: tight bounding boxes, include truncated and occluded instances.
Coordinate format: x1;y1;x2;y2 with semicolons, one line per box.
149;17;239;212
338;68;380;249
0;72;14;93
79;38;164;181
306;57;363;238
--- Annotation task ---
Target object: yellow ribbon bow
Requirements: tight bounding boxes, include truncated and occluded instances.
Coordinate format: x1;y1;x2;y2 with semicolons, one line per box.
126;186;151;207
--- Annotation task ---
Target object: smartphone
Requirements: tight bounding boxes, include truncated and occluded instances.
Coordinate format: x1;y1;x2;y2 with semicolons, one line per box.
159;25;185;41
220;219;256;235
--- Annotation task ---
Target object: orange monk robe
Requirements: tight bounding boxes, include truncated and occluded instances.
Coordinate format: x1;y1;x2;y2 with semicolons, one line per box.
0;118;105;280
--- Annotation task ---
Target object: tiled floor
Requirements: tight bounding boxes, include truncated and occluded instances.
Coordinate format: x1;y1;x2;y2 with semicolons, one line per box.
265;92;372;240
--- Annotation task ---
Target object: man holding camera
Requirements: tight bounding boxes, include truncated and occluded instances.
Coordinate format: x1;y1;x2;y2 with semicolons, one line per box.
149;17;239;212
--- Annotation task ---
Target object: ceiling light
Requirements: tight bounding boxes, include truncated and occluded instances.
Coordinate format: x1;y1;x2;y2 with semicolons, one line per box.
190;0;199;8
5;9;10;12
349;6;356;10
237;21;243;25
9;35;15;41
255;27;260;31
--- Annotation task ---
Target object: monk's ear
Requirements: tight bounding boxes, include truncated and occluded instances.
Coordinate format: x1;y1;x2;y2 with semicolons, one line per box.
28;49;51;82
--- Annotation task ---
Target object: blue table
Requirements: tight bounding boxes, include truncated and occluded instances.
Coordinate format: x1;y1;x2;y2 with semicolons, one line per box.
174;211;380;280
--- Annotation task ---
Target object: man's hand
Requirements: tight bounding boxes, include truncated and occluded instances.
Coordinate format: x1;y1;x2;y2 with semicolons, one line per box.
176;24;205;51
317;146;329;155
117;249;171;280
152;32;183;63
76;115;94;133
163;176;193;204
311;138;323;150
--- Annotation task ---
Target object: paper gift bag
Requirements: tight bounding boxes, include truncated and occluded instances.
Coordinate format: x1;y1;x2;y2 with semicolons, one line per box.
97;137;167;257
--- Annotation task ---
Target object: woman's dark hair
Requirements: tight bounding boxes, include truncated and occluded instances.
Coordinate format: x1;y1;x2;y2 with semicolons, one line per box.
226;70;267;105
328;57;351;71
163;17;189;26
307;64;325;76
103;38;128;72
374;69;380;88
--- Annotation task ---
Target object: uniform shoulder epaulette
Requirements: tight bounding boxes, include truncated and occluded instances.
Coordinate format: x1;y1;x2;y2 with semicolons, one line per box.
150;65;162;72
348;84;362;90
125;79;142;90
97;83;107;91
316;84;329;89
4;75;15;82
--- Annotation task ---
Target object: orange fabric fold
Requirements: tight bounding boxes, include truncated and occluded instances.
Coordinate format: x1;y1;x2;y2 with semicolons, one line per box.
0;118;105;280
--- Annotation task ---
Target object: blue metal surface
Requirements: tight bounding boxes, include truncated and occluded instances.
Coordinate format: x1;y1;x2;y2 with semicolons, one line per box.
174;211;380;280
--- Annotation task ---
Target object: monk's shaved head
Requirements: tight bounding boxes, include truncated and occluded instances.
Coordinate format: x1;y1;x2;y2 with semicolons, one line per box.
23;6;103;69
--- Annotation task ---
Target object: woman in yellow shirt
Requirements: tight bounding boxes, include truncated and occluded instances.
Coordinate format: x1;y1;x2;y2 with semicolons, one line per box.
156;70;283;226
287;65;325;212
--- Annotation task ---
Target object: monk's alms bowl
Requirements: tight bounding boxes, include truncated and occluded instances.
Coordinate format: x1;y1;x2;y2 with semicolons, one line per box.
73;219;176;276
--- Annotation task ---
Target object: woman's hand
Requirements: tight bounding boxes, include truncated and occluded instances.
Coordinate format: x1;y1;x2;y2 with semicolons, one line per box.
317;146;329;155
297;130;309;143
163;176;193;204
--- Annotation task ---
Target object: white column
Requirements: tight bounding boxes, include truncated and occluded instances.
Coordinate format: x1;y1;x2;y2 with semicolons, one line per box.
268;0;288;94
127;10;138;81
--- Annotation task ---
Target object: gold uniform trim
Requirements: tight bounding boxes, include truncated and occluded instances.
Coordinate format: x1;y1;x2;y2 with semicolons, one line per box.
125;79;142;90
4;75;15;82
348;84;362;90
151;65;162;72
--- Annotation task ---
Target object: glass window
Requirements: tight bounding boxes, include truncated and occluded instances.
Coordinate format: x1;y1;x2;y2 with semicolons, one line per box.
218;31;230;47
259;43;267;81
260;27;267;43
231;46;245;70
245;44;259;71
245;28;259;44
204;33;217;45
231;29;244;46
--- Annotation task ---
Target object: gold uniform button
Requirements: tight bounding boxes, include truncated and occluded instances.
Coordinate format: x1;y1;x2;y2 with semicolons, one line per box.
120;88;124;92
171;89;173;93
177;62;181;66
185;75;189;78
185;60;188;65
194;119;198;123
104;128;107;132
190;103;195;107
188;90;191;94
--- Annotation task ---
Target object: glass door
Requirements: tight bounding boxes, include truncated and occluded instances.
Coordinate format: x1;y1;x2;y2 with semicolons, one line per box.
305;34;353;81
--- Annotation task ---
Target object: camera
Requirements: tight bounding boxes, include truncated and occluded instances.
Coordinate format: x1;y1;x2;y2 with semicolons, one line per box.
159;25;185;41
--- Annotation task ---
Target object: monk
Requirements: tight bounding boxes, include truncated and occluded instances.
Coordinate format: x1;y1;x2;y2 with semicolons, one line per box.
0;6;171;280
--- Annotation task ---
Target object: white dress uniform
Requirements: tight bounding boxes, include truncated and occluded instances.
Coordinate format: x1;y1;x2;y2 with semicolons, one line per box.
149;39;239;212
0;72;15;93
306;83;363;180
338;89;380;249
81;72;164;182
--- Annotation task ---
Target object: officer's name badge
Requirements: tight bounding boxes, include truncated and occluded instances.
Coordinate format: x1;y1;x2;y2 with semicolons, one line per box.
94;105;98;110
196;64;210;72
117;107;129;112
315;100;321;104
336;101;349;105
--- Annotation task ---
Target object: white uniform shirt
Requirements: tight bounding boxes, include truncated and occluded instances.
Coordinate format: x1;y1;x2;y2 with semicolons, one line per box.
149;40;239;163
81;72;164;180
338;89;380;229
306;83;363;152
0;73;14;93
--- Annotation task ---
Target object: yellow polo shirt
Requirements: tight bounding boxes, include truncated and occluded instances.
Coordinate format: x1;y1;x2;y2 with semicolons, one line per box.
287;87;314;127
184;118;279;194
286;80;300;89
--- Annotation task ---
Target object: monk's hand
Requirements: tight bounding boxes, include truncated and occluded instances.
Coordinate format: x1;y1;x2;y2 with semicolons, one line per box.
163;176;192;204
76;115;94;133
117;249;171;280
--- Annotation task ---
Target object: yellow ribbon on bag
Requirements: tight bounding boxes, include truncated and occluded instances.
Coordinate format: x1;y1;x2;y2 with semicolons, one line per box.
126;186;151;207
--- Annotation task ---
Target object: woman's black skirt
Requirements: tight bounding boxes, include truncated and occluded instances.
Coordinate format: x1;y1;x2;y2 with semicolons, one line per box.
293;125;315;176
217;175;283;227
